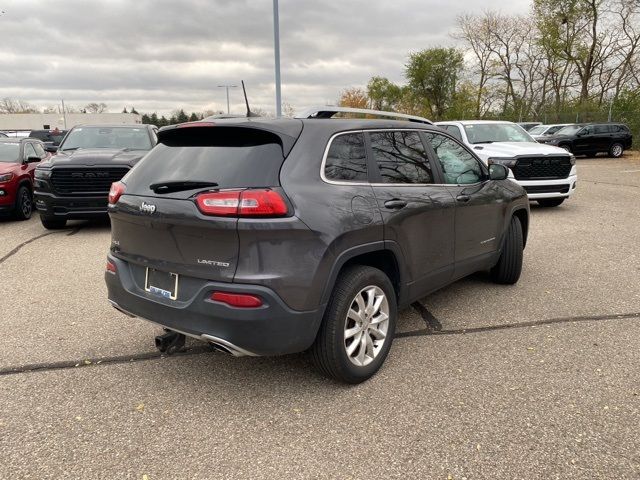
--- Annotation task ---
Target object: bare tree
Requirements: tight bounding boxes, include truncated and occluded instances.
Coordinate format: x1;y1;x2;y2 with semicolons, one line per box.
84;102;108;113
0;98;38;113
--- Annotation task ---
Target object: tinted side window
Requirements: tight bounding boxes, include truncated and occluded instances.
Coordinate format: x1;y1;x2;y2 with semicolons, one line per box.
324;133;367;182
426;133;484;185
443;125;463;142
369;131;432;184
594;125;610;134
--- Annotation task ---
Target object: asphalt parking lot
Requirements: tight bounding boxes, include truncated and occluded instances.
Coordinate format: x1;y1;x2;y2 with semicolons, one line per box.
1;154;639;479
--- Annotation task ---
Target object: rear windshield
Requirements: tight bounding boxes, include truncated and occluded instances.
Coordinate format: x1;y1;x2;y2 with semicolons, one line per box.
0;143;19;163
60;127;152;151
124;139;284;193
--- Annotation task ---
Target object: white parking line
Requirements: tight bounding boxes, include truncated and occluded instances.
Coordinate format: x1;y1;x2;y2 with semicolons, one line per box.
621;169;640;173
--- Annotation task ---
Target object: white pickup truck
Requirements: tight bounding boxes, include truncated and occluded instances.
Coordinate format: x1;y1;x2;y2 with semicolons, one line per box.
435;120;577;207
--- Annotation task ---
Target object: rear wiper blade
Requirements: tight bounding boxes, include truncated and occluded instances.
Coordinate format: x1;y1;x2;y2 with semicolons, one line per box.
61;147;79;151
473;141;494;144
149;180;219;194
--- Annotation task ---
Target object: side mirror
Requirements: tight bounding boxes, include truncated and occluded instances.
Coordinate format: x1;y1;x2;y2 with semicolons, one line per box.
489;164;509;180
44;145;58;153
27;156;42;163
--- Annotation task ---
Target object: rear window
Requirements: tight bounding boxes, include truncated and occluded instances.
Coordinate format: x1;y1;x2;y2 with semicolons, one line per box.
124;129;284;192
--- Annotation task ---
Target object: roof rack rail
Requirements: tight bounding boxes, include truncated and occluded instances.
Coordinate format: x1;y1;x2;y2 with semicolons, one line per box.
295;106;432;125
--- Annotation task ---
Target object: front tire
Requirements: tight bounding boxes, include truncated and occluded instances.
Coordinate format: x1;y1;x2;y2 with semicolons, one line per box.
40;215;66;230
14;186;33;220
537;198;565;208
490;216;523;285
609;143;624;158
310;265;397;384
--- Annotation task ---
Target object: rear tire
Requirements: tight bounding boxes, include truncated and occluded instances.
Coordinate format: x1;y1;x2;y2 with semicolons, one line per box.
490;216;523;285
40;215;66;230
14;186;33;220
609;143;624;158
537;198;565;208
310;265;397;384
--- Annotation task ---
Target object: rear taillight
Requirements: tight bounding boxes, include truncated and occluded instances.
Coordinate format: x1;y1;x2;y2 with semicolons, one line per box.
106;260;117;274
195;189;288;217
108;182;125;205
211;292;263;308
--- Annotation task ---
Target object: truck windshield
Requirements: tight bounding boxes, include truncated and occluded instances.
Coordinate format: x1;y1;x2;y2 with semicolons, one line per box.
60;127;151;151
0;143;19;163
463;123;534;144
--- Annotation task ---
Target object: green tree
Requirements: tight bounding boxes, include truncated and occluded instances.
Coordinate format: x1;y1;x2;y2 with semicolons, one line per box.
188;112;199;122
366;76;402;111
405;47;464;120
141;113;150;124
150;112;159;126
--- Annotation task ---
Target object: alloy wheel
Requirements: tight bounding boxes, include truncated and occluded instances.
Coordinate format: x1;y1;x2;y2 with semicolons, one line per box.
343;285;390;367
21;190;32;217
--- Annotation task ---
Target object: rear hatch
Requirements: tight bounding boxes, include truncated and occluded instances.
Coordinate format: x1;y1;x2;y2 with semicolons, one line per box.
109;120;303;283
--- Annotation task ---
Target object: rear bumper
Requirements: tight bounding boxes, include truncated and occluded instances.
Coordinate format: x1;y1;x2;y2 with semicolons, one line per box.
34;190;109;219
105;255;323;356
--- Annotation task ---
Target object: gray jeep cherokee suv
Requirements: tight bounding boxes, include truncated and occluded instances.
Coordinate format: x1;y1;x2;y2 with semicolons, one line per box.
105;111;529;383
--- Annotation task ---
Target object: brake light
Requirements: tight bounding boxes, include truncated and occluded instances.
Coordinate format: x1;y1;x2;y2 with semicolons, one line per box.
176;122;216;128
211;292;263;308
196;189;288;217
106;260;117;274
108;182;125;205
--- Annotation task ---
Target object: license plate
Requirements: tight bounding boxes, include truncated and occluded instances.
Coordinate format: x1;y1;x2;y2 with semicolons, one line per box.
145;268;179;300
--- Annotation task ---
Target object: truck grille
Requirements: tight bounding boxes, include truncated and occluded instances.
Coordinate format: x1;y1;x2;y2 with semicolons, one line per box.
50;168;129;195
512;157;571;180
523;184;570;194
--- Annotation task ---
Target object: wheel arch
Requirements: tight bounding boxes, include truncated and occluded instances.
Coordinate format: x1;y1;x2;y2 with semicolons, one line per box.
511;207;529;248
319;242;408;308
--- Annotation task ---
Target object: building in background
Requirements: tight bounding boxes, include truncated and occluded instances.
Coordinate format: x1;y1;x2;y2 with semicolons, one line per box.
0;113;142;133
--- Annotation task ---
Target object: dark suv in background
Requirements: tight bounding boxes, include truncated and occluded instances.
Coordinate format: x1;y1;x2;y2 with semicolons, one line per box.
538;122;632;157
105;108;529;383
29;129;68;151
34;124;157;229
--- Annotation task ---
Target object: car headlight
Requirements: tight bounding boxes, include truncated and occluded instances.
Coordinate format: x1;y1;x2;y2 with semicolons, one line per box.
34;169;51;179
487;157;517;168
0;173;14;182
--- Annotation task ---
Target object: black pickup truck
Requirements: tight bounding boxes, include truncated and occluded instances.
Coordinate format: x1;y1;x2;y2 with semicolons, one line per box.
34;124;157;229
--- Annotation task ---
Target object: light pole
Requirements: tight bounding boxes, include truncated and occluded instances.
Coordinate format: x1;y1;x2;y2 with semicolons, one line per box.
273;0;282;117
217;85;237;114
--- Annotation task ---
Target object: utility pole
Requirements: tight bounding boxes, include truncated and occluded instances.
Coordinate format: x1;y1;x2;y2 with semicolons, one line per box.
217;85;237;114
273;0;282;117
61;99;68;129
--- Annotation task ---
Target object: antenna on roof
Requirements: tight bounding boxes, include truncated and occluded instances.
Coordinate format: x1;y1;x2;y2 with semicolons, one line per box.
241;80;254;118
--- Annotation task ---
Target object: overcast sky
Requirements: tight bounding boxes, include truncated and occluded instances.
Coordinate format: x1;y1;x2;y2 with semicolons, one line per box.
0;0;531;115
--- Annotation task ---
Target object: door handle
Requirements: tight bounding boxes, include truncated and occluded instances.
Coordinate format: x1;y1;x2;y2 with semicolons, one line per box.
456;194;470;202
384;199;407;210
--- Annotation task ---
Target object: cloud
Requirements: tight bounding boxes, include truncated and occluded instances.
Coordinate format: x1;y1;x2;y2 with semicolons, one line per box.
0;0;531;115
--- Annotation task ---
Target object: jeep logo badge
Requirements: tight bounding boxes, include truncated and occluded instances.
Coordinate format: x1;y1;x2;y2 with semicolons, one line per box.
139;202;156;214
